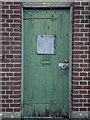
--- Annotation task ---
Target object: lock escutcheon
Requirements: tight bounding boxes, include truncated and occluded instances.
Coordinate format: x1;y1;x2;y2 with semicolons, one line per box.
58;63;69;70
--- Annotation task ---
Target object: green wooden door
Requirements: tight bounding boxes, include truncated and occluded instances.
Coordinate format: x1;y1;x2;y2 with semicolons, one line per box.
23;9;70;117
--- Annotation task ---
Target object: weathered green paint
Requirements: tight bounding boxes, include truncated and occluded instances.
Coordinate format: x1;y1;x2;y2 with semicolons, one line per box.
23;9;70;117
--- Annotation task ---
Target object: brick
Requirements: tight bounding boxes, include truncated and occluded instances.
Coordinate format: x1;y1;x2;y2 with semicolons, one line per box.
80;108;86;111
14;46;21;49
83;68;90;72
84;104;90;107
80;90;87;94
2;15;9;18
14;37;21;41
81;29;89;32
80;38;87;41
81;11;89;14
6;2;13;4
80;73;87;76
74;6;84;10
73;20;80;23
85;33;90;37
2;77;9;81
5;37;13;41
72;46;79;50
73;104;82;107
10;6;21;9
14;53;21;57
11;59;21;63
72;99;79;103
72;51;83;54
2;41;9;45
6;19;13;23
85;24;90;28
80;99;86;102
6;10;13;14
14;28;21;32
10;86;20;90
14;18;21;23
73;29;79;32
14;81;21;85
73;11;80;14
10;51;21;54
2;5;9;9
10;95;20;98
1;91;5;94
72;86;82;89
72;54;79;58
2;68;9;72
2;86;9;90
14;2;21;4
80;64;87;67
11;15;21;18
73;63;80;68
83;86;90;89
73;59;83;63
73;42;83;46
6;55;13;58
10;68;21;72
14;108;20;112
2;104;9;107
81;2;88;5
84;77;90;80
6;82;13;85
72;108;78;111
74;33;83;37
84;59;90;63
84;95;90;98
73;2;80;5
10;77;21;81
85;15;90;19
14;91;20;94
6;108;13;112
14;99;20;103
73;95;82;98
2;24;9;27
2;33;9;36
2;108;5;112
6;46;13;50
6;64;13;67
74;24;84;28
6;99;13;103
80;55;87;58
10;104;20;107
72;72;79;76
10;33;21;36
2;95;9;99
72;89;78;94
14;10;21;14
85;6;90;10
6;90;13;94
10;24;21;28
10;42;21;45
6;73;13;76
81;20;88;23
74;15;84;19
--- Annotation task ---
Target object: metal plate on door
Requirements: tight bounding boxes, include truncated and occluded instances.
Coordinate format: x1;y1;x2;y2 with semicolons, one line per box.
37;35;56;54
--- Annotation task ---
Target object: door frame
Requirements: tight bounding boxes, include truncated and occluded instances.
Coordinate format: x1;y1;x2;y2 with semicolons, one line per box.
21;2;73;118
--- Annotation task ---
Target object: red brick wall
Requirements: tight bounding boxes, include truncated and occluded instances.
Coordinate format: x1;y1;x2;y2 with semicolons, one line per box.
1;2;21;113
1;1;90;118
72;1;90;113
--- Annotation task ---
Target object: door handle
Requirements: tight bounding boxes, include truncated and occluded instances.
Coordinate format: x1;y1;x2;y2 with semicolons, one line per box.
58;63;69;70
